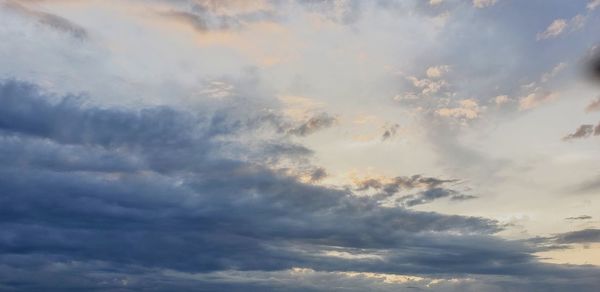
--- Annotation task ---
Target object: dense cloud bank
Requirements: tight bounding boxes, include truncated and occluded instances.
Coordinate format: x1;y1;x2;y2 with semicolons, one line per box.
0;80;599;291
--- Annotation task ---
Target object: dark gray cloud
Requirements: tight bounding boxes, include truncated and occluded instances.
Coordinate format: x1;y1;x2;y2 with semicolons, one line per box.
309;167;327;182
381;123;399;141
554;229;600;244
287;113;337;136
356;174;458;195
565;215;592;221
355;174;472;206
0;80;599;291
399;188;477;207
2;1;88;40
562;123;600;140
585;45;600;85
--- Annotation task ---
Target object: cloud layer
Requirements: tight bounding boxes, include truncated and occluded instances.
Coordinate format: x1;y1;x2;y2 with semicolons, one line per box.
1;80;599;291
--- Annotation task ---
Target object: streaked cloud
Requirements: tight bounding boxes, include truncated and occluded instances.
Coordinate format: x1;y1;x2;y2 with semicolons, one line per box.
537;19;567;40
2;0;88;39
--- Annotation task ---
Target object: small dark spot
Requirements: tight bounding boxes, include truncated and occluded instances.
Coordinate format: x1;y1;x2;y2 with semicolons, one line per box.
586;49;600;84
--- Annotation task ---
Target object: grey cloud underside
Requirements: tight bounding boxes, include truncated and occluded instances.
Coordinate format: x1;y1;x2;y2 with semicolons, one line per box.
554;229;600;244
534;228;600;247
1;80;599;291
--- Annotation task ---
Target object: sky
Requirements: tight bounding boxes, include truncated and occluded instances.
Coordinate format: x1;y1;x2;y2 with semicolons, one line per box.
1;0;600;291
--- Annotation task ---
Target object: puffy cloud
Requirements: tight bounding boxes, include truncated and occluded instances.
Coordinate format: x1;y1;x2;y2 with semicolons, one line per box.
435;99;481;120
426;65;450;78
494;95;510;105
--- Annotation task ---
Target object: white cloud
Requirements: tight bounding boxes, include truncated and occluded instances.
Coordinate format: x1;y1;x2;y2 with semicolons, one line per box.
494;95;510;105
436;99;481;120
569;14;587;31
541;62;568;83
473;0;497;8
536;19;567;40
426;65;450;78
429;0;444;6
536;14;586;41
407;76;448;95
518;88;557;110
588;0;600;10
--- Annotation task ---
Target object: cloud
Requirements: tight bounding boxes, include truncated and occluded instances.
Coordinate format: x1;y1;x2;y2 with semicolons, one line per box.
565;215;592;221
429;0;444;7
398;188;477;207
588;0;600;11
562;123;600;141
536;15;587;41
406;76;448;95
162;10;214;32
541;62;567;83
2;1;88;40
585;97;600;112
569;14;587;31
435;99;481;121
353;174;475;207
472;0;497;9
354;174;459;196
381;123;400;141
287;113;337;136
494;95;510;105
426;65;450;78
553;229;600;244
536;19;567;40
518;88;556;110
297;0;363;24
7;81;584;291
